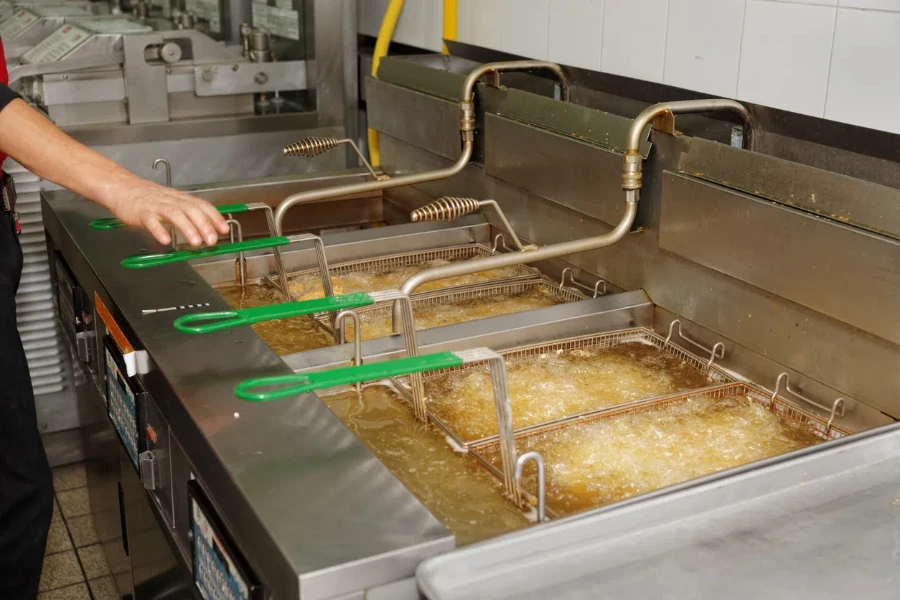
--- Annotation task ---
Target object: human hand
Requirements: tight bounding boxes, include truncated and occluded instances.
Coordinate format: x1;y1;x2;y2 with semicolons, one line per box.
111;181;230;247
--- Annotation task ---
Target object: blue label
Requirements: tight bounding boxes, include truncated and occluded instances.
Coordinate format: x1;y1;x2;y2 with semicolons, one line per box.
192;498;251;600
105;347;138;467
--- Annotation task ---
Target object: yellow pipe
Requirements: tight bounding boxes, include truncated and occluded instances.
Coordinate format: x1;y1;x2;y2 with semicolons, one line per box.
368;0;404;167
442;0;457;55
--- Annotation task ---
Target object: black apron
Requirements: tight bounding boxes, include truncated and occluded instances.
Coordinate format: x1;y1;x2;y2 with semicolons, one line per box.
0;207;54;599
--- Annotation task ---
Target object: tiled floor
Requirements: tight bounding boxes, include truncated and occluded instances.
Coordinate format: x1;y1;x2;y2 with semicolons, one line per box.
40;463;121;600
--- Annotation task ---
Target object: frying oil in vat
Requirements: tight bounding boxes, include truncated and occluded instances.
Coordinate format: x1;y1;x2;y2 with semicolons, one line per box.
217;284;332;355
428;342;714;441
481;393;822;516
287;257;525;300
343;288;563;341
320;385;530;545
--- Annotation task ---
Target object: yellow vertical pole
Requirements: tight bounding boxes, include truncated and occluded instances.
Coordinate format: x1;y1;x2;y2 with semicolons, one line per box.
368;0;405;167
442;0;458;55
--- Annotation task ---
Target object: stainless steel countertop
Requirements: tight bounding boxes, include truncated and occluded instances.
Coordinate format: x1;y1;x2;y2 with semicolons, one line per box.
41;190;454;600
417;423;900;600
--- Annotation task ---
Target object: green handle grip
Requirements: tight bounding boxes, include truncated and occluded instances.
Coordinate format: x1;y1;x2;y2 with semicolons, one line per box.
120;235;289;269
90;203;250;230
234;351;464;402
173;292;374;334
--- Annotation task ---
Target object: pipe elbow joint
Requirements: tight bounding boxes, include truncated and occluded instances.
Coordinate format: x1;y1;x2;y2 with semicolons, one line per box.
621;151;643;191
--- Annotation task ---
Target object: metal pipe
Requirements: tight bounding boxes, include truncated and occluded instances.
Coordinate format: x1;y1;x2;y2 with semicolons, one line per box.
273;59;568;235
622;99;755;193
392;199;638;330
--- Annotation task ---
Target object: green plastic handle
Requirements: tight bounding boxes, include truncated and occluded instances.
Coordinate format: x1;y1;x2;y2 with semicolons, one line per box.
90;203;250;230
120;235;289;269
234;351;464;402
173;292;374;334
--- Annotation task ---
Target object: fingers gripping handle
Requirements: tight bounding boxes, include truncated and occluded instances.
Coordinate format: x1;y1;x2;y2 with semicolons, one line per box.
120;236;290;269
173;292;375;334
234;352;464;402
91;204;250;230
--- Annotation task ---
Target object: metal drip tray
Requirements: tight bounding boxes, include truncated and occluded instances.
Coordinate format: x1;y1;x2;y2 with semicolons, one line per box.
316;279;588;340
398;327;736;449
268;244;542;298
471;380;848;519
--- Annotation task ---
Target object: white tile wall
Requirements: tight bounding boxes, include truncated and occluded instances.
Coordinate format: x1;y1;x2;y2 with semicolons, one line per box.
839;0;900;10
547;0;604;71
737;0;836;117
500;0;550;58
358;0;900;136
825;8;900;134
663;0;745;97
458;0;502;49
601;0;669;82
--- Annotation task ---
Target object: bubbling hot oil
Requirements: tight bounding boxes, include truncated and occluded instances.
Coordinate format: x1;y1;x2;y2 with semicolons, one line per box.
481;393;822;516
320;385;530;546
428;342;714;442
288;257;525;300
217;284;332;355
344;288;563;341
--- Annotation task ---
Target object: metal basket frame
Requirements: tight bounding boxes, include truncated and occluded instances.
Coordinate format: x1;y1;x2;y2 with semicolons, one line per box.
313;278;589;337
395;327;736;449
468;378;850;520
265;243;541;294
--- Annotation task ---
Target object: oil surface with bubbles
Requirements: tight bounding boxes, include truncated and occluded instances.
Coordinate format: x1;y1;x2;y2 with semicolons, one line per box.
218;284;333;355
288;257;526;300
428;342;714;442
345;288;563;341
321;385;530;545
480;393;822;516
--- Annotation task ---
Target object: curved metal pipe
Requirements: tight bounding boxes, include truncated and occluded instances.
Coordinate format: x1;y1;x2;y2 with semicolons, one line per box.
273;59;567;235
392;198;638;330
622;99;756;192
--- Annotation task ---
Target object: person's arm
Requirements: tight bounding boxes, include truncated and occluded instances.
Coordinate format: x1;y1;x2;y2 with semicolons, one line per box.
0;91;229;246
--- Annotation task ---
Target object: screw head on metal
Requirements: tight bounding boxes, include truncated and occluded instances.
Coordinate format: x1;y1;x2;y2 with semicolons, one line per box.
254;71;268;85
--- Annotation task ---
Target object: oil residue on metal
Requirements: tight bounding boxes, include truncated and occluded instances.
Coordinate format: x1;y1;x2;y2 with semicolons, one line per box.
218;284;332;355
428;342;713;441
343;288;562;341
288;257;524;300
481;393;821;516
321;385;530;545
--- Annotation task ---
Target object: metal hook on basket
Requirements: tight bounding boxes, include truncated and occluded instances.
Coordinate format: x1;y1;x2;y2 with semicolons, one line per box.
225;219;246;287
664;320;725;370
492;233;511;254
153;158;176;248
514;451;546;523
772;373;845;434
559;268;607;298
335;310;363;392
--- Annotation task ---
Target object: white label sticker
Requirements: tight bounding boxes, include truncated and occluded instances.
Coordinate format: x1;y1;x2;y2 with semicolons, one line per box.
0;0;14;22
251;3;298;40
0;9;39;40
21;23;91;64
275;0;294;10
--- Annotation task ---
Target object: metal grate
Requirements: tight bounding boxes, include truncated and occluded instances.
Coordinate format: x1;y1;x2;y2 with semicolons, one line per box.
314;278;588;335
268;244;541;292
390;327;736;449
467;379;849;521
7;159;71;399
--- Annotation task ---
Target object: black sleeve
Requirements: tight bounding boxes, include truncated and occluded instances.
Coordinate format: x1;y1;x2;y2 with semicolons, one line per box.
0;83;20;113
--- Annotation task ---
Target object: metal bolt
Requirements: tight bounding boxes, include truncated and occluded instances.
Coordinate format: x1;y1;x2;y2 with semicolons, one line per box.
254;71;268;85
232;63;239;72
201;67;214;82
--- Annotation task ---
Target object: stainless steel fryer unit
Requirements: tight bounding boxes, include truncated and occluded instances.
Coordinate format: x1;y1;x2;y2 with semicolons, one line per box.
266;244;543;297
469;379;852;519
397;326;737;450
315;278;589;338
